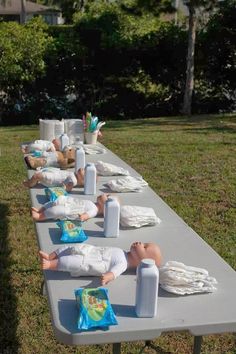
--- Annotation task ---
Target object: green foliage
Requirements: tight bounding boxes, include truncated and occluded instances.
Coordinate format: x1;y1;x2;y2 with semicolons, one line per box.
0;17;52;91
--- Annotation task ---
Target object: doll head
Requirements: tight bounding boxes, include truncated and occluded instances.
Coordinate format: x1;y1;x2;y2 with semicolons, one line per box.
127;242;162;268
75;168;85;187
52;138;61;151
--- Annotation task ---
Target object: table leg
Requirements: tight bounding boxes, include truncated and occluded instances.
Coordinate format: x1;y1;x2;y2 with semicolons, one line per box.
112;342;121;354
193;336;202;354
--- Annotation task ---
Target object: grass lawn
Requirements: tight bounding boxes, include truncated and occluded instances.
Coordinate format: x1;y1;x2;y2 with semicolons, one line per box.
0;114;236;354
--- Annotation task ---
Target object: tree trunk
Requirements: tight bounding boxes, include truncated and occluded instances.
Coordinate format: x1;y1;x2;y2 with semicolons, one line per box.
182;3;197;116
20;0;26;24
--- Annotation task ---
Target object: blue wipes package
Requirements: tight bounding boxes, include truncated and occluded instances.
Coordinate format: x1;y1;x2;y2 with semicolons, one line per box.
32;150;43;157
75;288;118;330
45;187;68;202
57;220;88;243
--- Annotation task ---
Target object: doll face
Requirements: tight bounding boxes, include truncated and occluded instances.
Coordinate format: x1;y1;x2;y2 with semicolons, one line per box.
96;194;109;214
52;138;60;151
129;242;162;267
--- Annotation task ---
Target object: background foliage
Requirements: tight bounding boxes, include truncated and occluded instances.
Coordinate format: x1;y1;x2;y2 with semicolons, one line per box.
0;0;235;124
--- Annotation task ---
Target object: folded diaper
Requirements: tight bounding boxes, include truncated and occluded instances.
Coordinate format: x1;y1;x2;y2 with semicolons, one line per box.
159;261;218;295
106;176;148;192
83;145;106;155
120;205;161;228
95;160;130;176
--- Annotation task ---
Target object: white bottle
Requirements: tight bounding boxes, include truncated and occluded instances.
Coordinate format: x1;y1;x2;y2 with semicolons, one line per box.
84;163;96;195
75;147;85;173
60;133;70;150
104;197;120;237
135;259;159;317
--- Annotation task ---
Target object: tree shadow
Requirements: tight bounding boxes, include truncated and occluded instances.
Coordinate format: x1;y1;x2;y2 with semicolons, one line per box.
0;203;19;353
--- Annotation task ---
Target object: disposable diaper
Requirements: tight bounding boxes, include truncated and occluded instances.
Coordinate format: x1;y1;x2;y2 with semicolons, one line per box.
95;160;130;176
120;205;161;228
106;176;148;192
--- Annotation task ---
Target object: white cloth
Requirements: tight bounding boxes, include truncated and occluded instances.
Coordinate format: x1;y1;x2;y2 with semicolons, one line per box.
55;244;128;277
27;139;55;152
83;145;106;155
95;161;130;176
39;167;77;187
106;176;148;192
41;151;59;167
120;205;161;228
43;195;98;220
159;261;218;295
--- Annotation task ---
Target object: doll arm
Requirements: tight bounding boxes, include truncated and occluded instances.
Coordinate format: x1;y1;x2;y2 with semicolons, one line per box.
101;272;115;285
79;213;90;222
63;182;74;192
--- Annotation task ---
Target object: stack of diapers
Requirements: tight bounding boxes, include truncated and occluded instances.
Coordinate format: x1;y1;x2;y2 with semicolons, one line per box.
75;288;118;330
159;261;218;295
83;145;106;155
106;176;148;193
95;161;130;176
120;205;161;228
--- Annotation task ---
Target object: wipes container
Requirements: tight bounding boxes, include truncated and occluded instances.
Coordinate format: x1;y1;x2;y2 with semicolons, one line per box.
60;133;70;150
135;258;159;317
104;197;120;237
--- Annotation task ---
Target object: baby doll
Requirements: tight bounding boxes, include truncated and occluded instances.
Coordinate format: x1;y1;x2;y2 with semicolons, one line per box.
39;241;162;285
31;193;110;222
23;167;85;191
22;138;61;154
24;146;76;170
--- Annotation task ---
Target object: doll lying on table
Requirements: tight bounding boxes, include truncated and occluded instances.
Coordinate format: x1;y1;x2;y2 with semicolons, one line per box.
39;241;162;285
23;167;85;191
22;138;61;154
31;193;110;222
24;146;76;170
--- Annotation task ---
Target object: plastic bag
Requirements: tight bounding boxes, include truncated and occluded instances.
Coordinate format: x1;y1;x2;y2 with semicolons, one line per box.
45;187;68;202
120;205;161;228
57;220;88;243
75;287;118;330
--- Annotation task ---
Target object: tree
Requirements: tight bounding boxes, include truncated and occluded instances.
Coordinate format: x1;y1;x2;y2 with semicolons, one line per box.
182;0;219;115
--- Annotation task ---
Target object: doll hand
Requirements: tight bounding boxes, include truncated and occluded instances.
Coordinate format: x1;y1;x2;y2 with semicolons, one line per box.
79;213;90;222
101;272;115;285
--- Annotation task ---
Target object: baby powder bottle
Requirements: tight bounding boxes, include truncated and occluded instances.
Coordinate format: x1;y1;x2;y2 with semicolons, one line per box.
84;163;96;195
104;197;120;237
75;147;85;173
60;133;70;150
135;259;159;317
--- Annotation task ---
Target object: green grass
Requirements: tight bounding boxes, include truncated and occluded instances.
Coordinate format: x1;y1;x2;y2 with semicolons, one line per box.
0;115;236;354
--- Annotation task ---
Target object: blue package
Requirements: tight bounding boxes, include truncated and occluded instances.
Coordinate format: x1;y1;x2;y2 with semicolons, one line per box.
75;288;118;330
45;187;68;202
57;220;88;243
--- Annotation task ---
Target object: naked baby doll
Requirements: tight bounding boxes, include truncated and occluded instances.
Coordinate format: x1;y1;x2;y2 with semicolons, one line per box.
31;193;110;222
24;146;76;170
39;241;162;285
23;167;85;191
22;138;61;154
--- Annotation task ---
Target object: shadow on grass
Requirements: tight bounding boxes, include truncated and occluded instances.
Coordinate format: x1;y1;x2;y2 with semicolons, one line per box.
0;203;19;353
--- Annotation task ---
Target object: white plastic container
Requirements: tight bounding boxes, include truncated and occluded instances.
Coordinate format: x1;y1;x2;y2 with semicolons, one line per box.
60;133;70;150
75;147;85;173
104;197;120;237
84;163;96;195
135;259;159;317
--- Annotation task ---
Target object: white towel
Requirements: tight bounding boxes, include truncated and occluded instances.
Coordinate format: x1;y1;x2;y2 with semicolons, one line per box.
159;261;217;295
96;161;130;176
106;176;148;192
120;205;161;228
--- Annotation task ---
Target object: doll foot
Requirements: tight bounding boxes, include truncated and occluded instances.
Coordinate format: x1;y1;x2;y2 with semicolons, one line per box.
23;180;30;188
31;208;40;220
39;250;50;260
40;258;58;270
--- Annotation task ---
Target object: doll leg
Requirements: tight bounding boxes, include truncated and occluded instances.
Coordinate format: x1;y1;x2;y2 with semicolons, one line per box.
43;205;66;220
23;172;43;188
57;254;83;273
39;250;57;260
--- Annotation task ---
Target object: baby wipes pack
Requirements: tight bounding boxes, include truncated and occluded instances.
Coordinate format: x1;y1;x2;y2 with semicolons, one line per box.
45;187;68;202
57;220;88;243
75;288;118;330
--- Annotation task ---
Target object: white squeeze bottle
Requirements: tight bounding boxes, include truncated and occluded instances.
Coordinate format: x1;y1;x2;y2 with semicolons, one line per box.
75;147;85;173
60;133;70;150
135;259;159;317
104;197;120;237
84;163;96;195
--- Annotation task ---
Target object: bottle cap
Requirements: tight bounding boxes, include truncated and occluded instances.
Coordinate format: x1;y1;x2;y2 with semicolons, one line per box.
140;259;155;267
